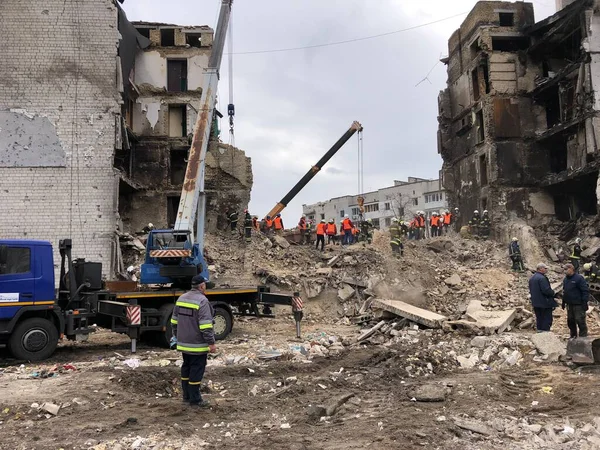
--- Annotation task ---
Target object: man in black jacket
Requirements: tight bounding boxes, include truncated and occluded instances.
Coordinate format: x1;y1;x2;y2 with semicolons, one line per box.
562;263;589;338
528;263;557;332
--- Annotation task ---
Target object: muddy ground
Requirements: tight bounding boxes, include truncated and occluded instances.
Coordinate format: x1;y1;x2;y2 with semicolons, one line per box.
2;316;600;450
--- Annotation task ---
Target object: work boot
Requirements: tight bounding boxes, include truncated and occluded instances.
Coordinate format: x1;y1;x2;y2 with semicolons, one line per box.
189;399;210;409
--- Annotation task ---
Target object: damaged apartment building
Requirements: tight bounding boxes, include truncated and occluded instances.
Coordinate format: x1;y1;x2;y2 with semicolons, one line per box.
0;0;251;277
438;0;600;227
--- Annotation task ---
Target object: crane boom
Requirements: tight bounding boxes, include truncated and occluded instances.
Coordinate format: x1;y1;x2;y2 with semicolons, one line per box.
174;0;232;252
266;121;363;218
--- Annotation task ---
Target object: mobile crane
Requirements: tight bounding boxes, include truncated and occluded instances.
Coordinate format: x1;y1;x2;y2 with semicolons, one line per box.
0;0;302;362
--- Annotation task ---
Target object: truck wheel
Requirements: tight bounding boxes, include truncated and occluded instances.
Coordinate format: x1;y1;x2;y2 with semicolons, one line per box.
153;303;174;348
213;306;233;341
8;318;59;361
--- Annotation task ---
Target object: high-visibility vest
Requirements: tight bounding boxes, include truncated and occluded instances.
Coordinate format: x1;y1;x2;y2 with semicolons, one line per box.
274;217;283;230
352;227;358;235
431;216;439;227
316;223;326;235
444;213;452;225
418;216;425;227
342;218;353;231
265;219;273;228
326;223;337;235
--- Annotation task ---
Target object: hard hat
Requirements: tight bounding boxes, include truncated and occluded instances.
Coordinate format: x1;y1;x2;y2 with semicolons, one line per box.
512;237;518;242
454;207;459;211
474;210;479;214
277;213;281;217
320;219;325;223
436;211;441;215
584;263;592;271
329;218;334;222
446;210;450;213
483;210;488;214
367;218;373;223
575;238;582;244
345;215;349;218
432;212;437;216
148;223;154;228
266;215;271;219
392;218;399;223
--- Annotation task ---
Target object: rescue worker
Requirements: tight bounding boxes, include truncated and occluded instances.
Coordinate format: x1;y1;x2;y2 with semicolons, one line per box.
528;263;558;332
442;209;452;235
274;213;284;235
342;215;353;246
362;218;373;244
562;263;589;338
264;215;274;236
170;275;216;408
430;212;440;237
227;209;238;235
453;207;460;232
298;216;308;245
399;220;409;236
480;210;491;239
252;216;260;232
583;262;599;283
418;211;426;240
409;214;419;240
326;219;337;245
570;238;582;273
469;210;481;237
389;218;403;257
315;219;326;251
142;222;155;234
306;219;314;245
243;209;252;243
339;220;345;244
351;224;359;244
509;237;524;271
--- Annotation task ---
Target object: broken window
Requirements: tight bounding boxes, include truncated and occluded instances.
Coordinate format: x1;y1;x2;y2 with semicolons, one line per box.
545;86;561;128
494;98;521;138
168;105;187;137
186;33;202;48
161;28;175;46
372;219;380;228
476;110;485;143
170;149;187;185
491;36;529;52
340;210;345;218
385;218;391;227
499;12;514;27
470;39;481;60
320;213;325;220
167;60;188;92
549;171;598;220
384;202;390;211
167;195;181;228
137;28;151;39
482;63;490;94
479;154;488;186
413;198;419;206
548;137;568;174
472;68;480;101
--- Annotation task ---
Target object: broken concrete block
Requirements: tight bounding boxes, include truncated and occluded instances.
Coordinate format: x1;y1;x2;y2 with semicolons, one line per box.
337;284;355;302
454;418;494;435
302;280;323;299
371;298;448;328
530;332;566;361
465;300;483;319
409;384;448;402
307;404;327;420
273;235;290;249
444;274;462;286
316;267;333;276
457;354;478;369
547;248;559;262
327;256;341;267
357;320;386;342
470;336;487;348
41;402;60;416
263;238;273;249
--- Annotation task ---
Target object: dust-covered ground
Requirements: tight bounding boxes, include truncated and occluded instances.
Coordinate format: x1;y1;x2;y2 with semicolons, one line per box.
3;233;600;449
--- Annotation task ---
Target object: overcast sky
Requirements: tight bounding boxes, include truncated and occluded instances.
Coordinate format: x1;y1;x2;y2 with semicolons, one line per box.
122;0;556;225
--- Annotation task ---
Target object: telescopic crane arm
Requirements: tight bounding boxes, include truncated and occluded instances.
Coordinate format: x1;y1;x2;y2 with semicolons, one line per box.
174;0;232;253
266;121;363;219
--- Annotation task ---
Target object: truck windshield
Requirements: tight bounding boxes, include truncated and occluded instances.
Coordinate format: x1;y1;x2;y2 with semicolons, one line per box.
150;233;189;249
0;246;31;275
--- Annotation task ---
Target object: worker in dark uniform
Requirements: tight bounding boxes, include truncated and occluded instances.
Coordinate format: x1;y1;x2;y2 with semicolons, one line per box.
361;219;374;244
469;210;481;238
570;238;582;273
399;220;409;237
528;263;557;332
243;209;252;243
264;215;274;236
298;216;308;245
509;237;524;271
480;210;491;239
170;275;216;408
583;262;599;283
453;207;460;232
562;263;589;338
389;218;403;257
227;209;238;236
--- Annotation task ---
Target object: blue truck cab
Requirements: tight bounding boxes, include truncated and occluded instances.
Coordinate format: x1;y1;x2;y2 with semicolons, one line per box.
0;240;63;360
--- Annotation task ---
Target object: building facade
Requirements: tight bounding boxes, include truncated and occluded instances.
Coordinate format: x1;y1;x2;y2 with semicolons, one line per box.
0;1;251;278
439;0;600;227
302;177;447;230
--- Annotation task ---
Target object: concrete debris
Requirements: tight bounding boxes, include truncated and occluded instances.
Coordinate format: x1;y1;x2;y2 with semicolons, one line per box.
357;320;386;342
371;298;448;328
337;284;355;302
530;332;567;361
273;235;290;249
409;384;448;402
453;417;494;436
444;273;462;286
41;402;60;416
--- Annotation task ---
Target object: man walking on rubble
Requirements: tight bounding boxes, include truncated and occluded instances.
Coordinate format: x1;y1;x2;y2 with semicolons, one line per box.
274;213;284;235
170;275;217;408
509;237;524;271
480;210;491;239
570;238;583;273
389;218;403;257
298;216;308;245
326;219;337;245
227;209;238;236
528;263;558;332
315;219;326;251
243;209;252;244
562;263;589;338
342;215;353;246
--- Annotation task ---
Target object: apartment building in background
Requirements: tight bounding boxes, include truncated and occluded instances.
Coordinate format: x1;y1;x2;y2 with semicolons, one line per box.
302;177;448;231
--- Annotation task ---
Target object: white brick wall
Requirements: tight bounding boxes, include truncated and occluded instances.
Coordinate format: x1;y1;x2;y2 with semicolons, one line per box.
0;1;121;280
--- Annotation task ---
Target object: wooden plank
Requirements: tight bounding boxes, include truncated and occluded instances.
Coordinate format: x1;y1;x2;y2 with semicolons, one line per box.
371;298;448;328
357;320;386;342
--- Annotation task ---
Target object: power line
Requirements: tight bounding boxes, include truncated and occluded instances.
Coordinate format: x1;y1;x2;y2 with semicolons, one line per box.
229;11;468;55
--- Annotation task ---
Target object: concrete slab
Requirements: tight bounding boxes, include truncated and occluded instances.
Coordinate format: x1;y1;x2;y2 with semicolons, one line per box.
447;308;517;335
530;331;566;361
371;298;448;328
547;248;559;262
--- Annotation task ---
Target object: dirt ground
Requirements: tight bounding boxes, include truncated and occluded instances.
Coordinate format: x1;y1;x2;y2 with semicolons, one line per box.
2;315;600;450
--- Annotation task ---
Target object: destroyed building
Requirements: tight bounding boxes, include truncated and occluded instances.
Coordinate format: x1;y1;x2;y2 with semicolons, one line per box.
438;0;600;228
0;1;251;278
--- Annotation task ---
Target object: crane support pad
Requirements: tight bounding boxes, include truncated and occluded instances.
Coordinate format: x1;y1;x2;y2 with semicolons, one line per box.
259;292;294;306
150;249;191;258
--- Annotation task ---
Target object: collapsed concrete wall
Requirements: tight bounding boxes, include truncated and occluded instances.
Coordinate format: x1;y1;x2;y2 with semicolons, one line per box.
0;0;121;276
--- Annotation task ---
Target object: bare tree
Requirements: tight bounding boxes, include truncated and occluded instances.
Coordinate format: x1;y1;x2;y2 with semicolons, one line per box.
386;193;414;221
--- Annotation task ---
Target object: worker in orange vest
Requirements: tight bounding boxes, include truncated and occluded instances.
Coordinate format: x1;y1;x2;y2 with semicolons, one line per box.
298;216;308;245
430;212;440;237
418;212;426;239
264;215;274;236
342;215;354;245
339;220;345;245
326;219;337;245
274;214;284;234
351;225;359;244
315;219;326;251
442;209;452;235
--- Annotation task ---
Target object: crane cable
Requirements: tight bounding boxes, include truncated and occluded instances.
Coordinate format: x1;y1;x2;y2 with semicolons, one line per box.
227;7;235;152
357;129;365;220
